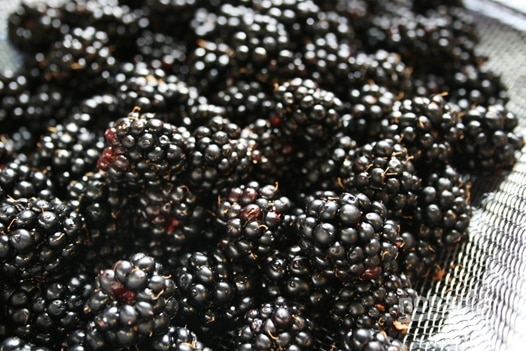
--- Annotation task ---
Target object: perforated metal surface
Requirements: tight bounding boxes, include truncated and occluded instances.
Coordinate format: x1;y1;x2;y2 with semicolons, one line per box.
0;1;525;350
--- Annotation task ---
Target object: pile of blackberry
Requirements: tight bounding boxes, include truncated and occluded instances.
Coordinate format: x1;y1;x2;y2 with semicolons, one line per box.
1;0;524;350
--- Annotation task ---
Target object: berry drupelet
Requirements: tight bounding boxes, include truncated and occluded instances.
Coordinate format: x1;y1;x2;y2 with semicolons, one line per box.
83;252;179;350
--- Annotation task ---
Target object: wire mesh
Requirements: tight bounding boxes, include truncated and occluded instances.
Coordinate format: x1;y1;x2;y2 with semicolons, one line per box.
403;3;526;350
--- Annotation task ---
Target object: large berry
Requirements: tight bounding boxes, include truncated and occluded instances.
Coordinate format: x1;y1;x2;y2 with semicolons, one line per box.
0;273;94;348
0;196;86;281
83;253;179;349
339;138;422;218
295;191;399;283
215;181;296;264
97;110;195;188
183;116;254;193
172;248;257;334
273;78;344;142
234;296;314;350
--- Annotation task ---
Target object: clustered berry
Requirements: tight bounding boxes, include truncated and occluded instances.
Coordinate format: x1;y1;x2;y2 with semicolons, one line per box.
1;0;524;350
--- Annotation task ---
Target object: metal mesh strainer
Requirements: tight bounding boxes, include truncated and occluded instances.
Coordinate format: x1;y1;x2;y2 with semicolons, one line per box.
0;1;525;350
404;2;526;350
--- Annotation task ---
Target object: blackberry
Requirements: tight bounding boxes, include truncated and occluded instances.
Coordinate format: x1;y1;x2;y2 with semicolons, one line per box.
338;328;408;351
112;62;204;128
0;71;35;134
394;221;440;282
454;104;525;174
215;181;295;264
65;172;136;278
0;196;86;282
32;26;117;97
343;82;397;145
273;78;344;142
0;127;36;164
7;0;67;54
210;80;275;127
412;0;464;14
260;244;336;317
97;110;195;189
329;272;416;340
414;164;472;246
185;39;233;98
397;165;472;280
295;191;399;283
344;50;413;95
338;138;422;218
382;94;462;168
66;93;120;132
0;336;50;351
301;30;354;93
310;49;412;102
234;296;314;351
146;0;217;39
60;0;147;60
240;118;299;191
0;273;94;348
83;252;179;349
151;325;213;351
130;181;211;248
172;248;258;334
183;116;254;193
293;133;358;194
27;122;105;196
65;171;122;241
0;159;56;200
192;4;291;86
362;5;479;78
448;63;510;107
251;0;320;53
0;79;77;136
133;30;188;75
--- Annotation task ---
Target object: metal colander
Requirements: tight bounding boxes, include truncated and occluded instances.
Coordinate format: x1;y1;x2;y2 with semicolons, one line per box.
0;1;525;350
404;1;526;350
